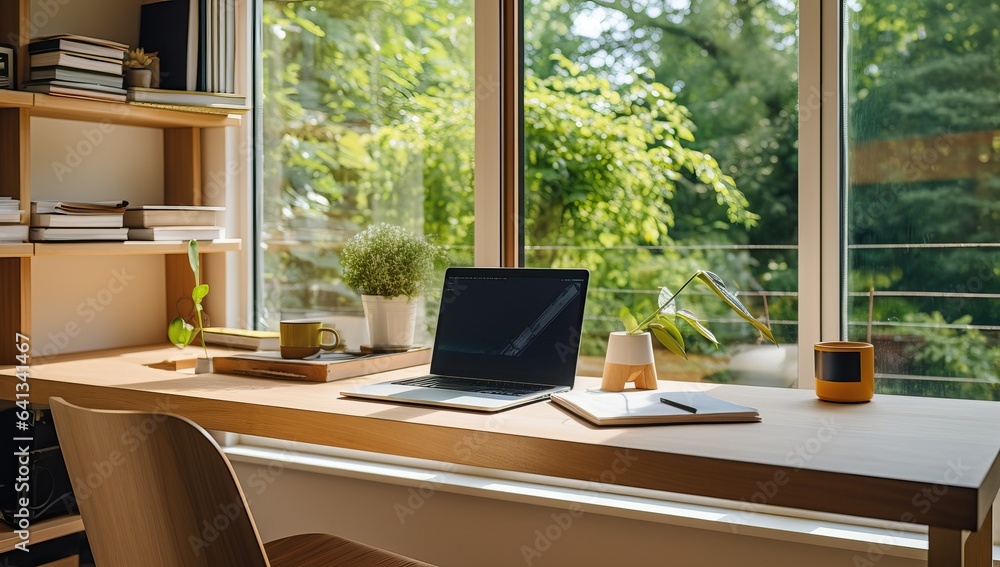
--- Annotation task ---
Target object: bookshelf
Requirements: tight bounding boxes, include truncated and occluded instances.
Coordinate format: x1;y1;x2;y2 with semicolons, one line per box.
33;239;242;256
0;514;84;553
0;1;248;367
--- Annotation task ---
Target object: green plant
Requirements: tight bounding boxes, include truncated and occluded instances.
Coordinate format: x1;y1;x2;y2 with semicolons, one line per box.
167;240;209;358
340;223;443;299
124;48;153;69
619;270;777;358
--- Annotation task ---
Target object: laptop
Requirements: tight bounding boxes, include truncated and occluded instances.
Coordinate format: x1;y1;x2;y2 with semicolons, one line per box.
341;267;590;411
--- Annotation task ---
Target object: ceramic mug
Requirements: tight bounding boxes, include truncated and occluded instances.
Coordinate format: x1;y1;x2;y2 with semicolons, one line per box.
814;341;875;402
280;320;341;359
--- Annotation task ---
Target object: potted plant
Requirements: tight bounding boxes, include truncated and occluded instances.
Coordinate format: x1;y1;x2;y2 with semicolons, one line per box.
340;223;443;349
604;270;778;391
124;48;153;88
167;240;212;372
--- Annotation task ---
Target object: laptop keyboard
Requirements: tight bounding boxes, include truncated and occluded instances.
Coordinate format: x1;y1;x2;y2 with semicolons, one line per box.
394;375;554;397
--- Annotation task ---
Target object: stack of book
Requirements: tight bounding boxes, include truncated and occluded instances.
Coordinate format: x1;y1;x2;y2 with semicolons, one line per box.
23;35;128;102
0;198;27;243
124;205;225;241
132;0;245;108
29;200;129;242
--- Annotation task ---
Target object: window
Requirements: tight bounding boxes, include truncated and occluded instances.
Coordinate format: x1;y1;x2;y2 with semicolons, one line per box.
255;0;998;399
842;0;1000;399
522;0;799;386
258;0;475;340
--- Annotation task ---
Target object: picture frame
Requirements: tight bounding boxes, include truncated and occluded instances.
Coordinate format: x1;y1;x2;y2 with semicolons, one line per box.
0;44;14;90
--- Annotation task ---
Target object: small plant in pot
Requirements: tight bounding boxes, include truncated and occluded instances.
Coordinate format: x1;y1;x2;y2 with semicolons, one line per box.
124;48;154;88
167;240;212;372
340;223;444;350
603;270;778;391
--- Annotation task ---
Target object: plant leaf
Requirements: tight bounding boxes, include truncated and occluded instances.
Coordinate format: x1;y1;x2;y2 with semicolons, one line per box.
657;286;677;316
619;306;639;333
676;309;719;346
648;323;687;359
695;271;777;345
187;239;200;285
649;316;687;359
167;317;195;349
192;284;209;302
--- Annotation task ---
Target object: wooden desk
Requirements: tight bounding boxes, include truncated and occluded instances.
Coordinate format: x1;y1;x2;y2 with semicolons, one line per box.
4;345;1000;566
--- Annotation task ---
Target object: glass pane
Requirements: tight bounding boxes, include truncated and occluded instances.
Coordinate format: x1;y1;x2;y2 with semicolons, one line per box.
843;1;1000;399
523;0;799;386
259;0;475;342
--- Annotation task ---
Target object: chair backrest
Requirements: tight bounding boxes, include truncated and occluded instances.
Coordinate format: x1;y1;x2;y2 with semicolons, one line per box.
49;397;270;567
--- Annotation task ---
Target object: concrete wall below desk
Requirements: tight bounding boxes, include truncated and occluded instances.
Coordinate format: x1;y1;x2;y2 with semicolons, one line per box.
231;461;919;567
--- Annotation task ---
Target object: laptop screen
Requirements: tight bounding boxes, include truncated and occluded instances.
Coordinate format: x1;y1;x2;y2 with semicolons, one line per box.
429;267;590;386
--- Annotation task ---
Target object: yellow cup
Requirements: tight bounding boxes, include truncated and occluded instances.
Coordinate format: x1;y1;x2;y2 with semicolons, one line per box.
279;320;341;359
814;341;874;403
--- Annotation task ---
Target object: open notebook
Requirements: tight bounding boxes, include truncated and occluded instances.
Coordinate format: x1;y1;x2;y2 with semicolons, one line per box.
550;389;760;426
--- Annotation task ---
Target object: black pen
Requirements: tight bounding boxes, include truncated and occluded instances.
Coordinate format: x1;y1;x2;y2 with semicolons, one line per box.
660;396;698;414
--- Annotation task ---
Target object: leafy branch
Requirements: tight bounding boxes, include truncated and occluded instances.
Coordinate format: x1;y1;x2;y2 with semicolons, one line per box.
619;270;777;359
167;240;210;358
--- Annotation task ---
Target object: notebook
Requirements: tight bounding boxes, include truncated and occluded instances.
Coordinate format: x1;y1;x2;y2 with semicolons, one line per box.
550;389;761;426
341;267;590;411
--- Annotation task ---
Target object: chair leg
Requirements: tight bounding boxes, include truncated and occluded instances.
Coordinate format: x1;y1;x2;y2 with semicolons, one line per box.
264;533;435;567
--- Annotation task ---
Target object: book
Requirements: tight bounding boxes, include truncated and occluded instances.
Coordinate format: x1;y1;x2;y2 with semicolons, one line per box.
29;34;128;55
126;87;246;107
140;0;198;90
33;201;128;215
127;226;224;241
223;0;234;92
23;80;126;95
29;227;129;241
213;347;432;382
30;67;125;88
124;205;224;227
202;327;280;350
0;225;28;242
197;0;207;91
29;52;124;76
22;82;127;102
28;36;127;60
549;389;761;426
0;211;23;223
30;213;124;228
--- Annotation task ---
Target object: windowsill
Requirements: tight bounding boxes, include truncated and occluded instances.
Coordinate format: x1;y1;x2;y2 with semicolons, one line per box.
223;441;1000;563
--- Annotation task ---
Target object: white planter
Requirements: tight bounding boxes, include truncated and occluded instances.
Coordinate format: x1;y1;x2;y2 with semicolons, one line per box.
601;331;658;391
361;295;418;349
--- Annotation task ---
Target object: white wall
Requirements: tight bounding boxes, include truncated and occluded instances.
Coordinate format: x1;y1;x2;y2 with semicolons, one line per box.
232;462;920;567
29;117;168;356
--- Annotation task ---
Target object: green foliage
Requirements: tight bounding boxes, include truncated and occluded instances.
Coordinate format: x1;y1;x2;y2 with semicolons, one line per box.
619;270;777;358
340;223;444;299
900;312;1000;382
524;56;756;252
167;240;209;358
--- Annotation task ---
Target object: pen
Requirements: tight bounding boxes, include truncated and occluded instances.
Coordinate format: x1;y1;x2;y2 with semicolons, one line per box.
660;396;698;414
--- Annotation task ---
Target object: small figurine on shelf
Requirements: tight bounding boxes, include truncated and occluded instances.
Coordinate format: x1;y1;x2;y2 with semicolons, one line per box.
124;48;154;88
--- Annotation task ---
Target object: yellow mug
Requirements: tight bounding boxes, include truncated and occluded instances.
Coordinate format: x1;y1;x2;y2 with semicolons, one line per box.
280;320;341;359
814;341;874;403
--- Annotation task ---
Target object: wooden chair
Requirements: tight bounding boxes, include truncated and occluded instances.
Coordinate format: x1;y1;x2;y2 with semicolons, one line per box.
49;397;435;567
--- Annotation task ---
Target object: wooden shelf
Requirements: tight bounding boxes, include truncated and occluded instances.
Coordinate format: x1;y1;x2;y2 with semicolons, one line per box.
0;90;33;108
31;94;243;128
33;238;242;257
0;243;33;257
0;514;84;553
